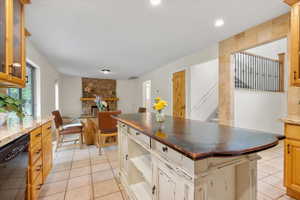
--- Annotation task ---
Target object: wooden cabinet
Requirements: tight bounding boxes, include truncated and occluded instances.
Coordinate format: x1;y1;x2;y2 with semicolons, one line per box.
284;123;300;199
288;0;300;86
28;121;53;200
0;0;29;88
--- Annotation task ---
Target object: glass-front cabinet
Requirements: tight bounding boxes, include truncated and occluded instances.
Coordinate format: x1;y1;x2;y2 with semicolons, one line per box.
290;1;300;86
0;0;29;88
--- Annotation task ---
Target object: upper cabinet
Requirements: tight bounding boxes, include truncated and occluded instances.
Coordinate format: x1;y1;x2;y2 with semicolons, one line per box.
0;0;30;88
287;0;300;86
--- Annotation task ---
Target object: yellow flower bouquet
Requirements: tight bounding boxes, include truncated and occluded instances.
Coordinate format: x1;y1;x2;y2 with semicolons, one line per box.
153;97;168;122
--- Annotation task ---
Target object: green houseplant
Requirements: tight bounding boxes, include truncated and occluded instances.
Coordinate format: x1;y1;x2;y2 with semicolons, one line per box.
0;93;24;126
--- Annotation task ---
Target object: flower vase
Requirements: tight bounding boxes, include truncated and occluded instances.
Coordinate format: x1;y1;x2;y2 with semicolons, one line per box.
156;110;165;123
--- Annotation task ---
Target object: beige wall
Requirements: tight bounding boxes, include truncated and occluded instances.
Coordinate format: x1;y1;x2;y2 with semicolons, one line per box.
219;13;291;126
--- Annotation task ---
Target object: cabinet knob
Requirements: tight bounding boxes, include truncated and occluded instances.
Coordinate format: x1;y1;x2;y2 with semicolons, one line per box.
162;146;168;152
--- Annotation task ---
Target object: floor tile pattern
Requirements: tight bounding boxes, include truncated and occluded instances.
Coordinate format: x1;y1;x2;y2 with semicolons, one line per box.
39;141;294;200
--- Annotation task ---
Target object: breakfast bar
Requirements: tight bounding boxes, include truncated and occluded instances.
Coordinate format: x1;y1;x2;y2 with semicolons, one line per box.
114;113;283;200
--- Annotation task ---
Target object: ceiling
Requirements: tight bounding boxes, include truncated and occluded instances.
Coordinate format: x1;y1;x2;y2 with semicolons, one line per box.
26;0;289;79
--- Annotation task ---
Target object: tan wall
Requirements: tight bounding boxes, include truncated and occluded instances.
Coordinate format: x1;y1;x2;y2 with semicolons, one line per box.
219;13;291;126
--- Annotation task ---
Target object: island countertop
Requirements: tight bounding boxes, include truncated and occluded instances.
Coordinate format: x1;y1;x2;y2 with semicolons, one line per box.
114;113;284;160
0;116;53;148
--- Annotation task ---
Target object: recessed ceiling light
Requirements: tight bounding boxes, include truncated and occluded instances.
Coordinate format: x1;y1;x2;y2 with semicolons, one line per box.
150;0;161;6
214;19;224;27
99;68;111;75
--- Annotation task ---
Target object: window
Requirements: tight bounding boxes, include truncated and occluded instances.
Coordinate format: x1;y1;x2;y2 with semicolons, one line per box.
54;80;59;110
8;63;35;117
143;80;151;112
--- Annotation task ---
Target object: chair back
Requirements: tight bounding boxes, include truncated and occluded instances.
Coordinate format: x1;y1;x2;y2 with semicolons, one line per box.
138;107;147;113
52;110;63;129
98;111;121;133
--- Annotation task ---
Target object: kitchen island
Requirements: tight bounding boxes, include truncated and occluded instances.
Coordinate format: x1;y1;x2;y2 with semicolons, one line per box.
114;113;283;200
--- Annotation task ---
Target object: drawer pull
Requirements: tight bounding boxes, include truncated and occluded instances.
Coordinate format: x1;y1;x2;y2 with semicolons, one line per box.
162;147;168;152
35;133;42;137
47;126;52;130
136;132;140;136
36;164;42;171
37;184;43;190
36;149;42;154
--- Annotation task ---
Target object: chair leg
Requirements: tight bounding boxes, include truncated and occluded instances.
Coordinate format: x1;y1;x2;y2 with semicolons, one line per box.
98;134;103;155
56;133;61;152
79;132;83;149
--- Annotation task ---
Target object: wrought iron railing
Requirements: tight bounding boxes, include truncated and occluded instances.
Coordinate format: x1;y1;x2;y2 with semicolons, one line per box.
234;52;283;92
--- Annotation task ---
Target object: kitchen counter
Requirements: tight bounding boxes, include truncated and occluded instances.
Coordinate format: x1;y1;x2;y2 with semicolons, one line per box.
116;113;281;200
281;115;300;125
114;113;282;160
0;116;53;148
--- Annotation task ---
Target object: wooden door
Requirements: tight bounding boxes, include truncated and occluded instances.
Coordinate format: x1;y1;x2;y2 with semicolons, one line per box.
172;70;185;118
285;139;300;191
157;169;176;200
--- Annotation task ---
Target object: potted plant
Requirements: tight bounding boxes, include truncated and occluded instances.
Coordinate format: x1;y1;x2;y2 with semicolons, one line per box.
0;93;24;126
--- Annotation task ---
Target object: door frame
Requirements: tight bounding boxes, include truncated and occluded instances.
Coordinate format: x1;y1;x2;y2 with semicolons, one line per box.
170;67;190;118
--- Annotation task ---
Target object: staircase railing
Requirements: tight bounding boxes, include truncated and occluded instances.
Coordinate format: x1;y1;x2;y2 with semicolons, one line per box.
191;82;218;121
234;52;283;92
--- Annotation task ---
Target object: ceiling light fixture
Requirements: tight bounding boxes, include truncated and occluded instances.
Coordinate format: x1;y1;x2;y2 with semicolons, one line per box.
150;0;161;6
100;68;111;75
214;19;224;27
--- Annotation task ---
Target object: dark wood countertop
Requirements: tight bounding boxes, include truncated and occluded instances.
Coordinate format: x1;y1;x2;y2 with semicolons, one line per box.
114;113;283;160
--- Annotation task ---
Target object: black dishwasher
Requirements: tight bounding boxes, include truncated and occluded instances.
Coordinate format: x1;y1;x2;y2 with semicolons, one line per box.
0;134;29;200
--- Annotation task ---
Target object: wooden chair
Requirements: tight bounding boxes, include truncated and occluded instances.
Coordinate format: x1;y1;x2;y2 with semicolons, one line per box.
97;111;121;154
138;107;147;113
52;110;84;151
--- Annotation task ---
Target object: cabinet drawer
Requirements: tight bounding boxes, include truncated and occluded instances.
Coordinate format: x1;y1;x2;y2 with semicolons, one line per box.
153;140;183;164
286;124;300;140
30;172;43;200
29;157;43;184
42;121;52;138
129;128;150;147
29;142;42;166
30;127;42;150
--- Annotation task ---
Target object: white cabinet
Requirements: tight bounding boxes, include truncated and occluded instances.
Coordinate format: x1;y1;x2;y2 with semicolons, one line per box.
117;122;258;200
118;123;128;176
157;169;176;200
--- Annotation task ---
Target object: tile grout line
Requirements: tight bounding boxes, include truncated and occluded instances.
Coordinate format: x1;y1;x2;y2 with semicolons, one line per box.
88;145;95;200
63;147;76;200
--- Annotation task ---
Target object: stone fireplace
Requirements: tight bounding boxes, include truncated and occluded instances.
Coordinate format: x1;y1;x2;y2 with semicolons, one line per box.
81;78;118;115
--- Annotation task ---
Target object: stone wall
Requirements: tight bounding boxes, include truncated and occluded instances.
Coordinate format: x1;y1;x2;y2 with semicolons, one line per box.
82;78;117;114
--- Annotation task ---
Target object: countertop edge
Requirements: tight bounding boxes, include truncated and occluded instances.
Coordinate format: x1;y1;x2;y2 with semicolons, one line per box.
0;117;53;148
114;116;281;161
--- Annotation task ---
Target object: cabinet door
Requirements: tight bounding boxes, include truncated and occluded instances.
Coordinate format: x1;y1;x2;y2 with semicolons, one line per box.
120;130;128;174
285;139;300;191
157;169;176;200
10;0;25;86
291;2;300;86
0;0;9;80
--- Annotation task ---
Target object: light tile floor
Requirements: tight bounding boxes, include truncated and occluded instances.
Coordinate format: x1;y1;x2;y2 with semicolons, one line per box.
39;141;295;200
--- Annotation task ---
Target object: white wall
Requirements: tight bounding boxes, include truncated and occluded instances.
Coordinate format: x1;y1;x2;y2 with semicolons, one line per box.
60;75;82;117
234;38;288;134
190;59;218;121
137;44;219;117
58;76;140;116
117;79;139;114
26;40;61;118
